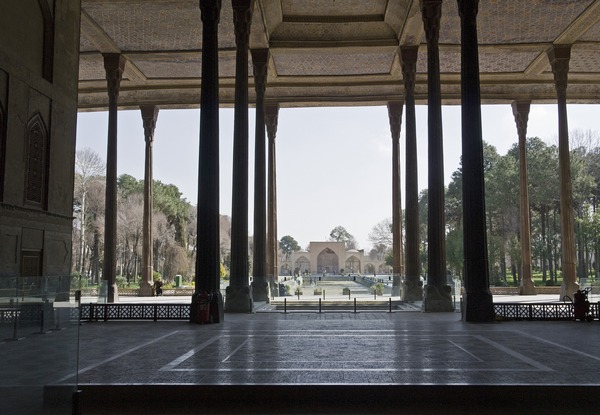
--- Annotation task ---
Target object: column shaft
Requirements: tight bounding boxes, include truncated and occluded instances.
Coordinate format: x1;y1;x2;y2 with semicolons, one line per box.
400;46;422;301
548;45;579;299
226;0;254;312
458;0;494;321
192;0;224;323
251;48;269;301
266;104;280;294
140;105;159;297
512;101;536;295
421;0;453;311
102;53;125;303
387;101;404;297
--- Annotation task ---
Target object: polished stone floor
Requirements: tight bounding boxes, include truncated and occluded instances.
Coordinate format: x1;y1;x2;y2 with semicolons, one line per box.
3;310;600;414
72;312;600;386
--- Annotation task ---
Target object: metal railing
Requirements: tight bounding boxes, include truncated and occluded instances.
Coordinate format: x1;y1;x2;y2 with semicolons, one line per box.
81;303;190;321
78;301;600;321
494;302;599;321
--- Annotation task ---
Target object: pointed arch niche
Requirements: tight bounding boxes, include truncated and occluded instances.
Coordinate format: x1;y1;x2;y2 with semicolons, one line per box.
24;113;49;208
317;248;339;274
295;256;310;273
345;256;361;274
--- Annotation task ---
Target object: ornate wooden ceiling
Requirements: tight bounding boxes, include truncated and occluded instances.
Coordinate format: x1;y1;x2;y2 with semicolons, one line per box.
78;0;600;110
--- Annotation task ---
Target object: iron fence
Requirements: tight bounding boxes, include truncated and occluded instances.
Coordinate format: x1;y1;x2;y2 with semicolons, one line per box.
81;303;190;321
494;302;600;321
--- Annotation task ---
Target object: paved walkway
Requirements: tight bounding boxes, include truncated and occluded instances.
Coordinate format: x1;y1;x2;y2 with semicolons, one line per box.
3;294;599;414
73;312;600;414
72;312;600;386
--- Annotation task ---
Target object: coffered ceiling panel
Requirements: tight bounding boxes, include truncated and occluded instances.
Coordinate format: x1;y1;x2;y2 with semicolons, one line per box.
273;50;395;76
78;0;600;110
281;0;388;17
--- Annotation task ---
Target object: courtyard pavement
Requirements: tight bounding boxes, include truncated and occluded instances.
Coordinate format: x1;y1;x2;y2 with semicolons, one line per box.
3;290;600;414
76;311;600;414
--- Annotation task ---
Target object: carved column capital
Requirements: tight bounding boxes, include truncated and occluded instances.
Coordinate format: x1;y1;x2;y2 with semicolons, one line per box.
548;45;571;99
511;101;531;139
140;105;159;144
457;0;479;21
251;49;269;95
387;101;404;140
199;0;221;23
420;0;442;45
103;54;125;100
232;0;254;48
265;103;279;141
400;46;418;95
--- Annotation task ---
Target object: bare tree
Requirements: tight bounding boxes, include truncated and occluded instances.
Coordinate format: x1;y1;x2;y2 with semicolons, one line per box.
117;192;144;282
74;148;105;274
368;218;393;249
85;180;105;283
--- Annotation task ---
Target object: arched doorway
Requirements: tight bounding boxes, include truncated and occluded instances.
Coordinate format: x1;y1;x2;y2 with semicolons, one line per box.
317;248;339;274
295;256;310;274
345;256;361;274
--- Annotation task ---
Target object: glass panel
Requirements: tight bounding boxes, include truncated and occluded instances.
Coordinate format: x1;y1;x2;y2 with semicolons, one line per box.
0;275;80;414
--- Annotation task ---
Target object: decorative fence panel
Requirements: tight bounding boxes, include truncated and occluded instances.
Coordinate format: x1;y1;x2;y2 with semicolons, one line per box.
78;302;600;321
494;302;600;321
81;303;190;321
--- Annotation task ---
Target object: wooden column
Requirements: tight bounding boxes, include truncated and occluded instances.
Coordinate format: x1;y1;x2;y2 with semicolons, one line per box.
266;104;280;295
400;46;422;302
421;0;453;312
102;53;125;303
512;101;536;295
387;101;404;297
251;48;269;302
191;0;223;323
139;105;159;297
548;45;579;299
458;0;494;321
226;0;254;313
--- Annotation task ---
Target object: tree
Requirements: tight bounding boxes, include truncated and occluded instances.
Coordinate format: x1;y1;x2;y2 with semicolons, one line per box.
279;235;300;260
368;218;392;249
74;148;105;274
329;226;358;249
117;192;144;282
153;180;190;246
83;179;105;283
519;137;559;282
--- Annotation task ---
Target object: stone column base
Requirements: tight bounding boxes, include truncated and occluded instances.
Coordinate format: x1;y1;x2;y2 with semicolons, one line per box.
519;280;537;295
560;281;580;301
462;290;494;322
423;284;453;312
402;276;423;302
391;274;401;297
225;285;253;313
251;280;270;302
101;282;120;303
190;291;224;324
139;280;154;297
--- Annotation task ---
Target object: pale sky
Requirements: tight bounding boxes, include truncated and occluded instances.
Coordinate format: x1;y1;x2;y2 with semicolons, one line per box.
76;104;600;251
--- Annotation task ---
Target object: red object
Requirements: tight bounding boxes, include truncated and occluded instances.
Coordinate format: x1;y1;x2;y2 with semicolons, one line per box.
195;292;211;324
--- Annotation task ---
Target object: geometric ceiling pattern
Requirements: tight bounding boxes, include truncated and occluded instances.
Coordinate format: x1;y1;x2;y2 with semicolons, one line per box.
78;0;600;111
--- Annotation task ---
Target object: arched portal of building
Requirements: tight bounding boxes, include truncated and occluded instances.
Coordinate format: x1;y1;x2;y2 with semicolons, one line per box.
317;248;339;274
295;256;310;274
345;256;361;274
